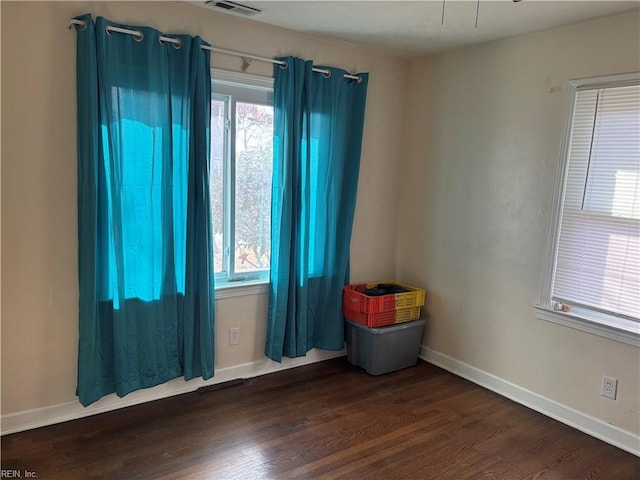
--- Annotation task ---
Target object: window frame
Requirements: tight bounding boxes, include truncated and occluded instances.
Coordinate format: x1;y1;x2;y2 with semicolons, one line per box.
534;72;640;347
210;68;274;294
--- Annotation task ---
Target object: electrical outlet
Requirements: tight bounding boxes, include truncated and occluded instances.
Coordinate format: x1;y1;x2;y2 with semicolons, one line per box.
229;328;240;346
601;376;618;400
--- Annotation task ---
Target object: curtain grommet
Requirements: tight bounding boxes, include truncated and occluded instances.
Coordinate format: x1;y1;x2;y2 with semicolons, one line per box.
279;61;288;70
134;31;144;42
322;70;331;79
159;37;180;48
70;20;87;31
106;26;113;36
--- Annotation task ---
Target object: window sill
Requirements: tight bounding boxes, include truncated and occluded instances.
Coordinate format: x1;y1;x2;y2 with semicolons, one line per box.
534;304;639;348
215;281;269;299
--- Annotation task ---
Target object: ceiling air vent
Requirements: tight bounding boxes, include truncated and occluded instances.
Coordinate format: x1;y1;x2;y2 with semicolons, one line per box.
204;0;261;16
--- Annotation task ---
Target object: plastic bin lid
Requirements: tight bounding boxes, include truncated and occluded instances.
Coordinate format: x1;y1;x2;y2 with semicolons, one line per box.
344;318;425;334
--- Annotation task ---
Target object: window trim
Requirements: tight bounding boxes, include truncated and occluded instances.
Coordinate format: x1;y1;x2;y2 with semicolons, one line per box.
534;72;640;347
215;281;269;299
211;68;274;290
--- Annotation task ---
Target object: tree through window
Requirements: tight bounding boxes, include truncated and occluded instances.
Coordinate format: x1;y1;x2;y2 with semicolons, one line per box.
210;70;274;285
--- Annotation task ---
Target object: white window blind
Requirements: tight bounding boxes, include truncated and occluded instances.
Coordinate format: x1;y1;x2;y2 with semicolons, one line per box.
553;83;640;321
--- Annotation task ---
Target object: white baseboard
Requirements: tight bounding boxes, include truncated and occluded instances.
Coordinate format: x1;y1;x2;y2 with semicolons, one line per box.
420;346;640;457
1;348;346;436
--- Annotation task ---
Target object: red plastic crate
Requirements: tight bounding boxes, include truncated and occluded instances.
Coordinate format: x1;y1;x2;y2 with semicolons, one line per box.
343;306;421;328
343;282;425;314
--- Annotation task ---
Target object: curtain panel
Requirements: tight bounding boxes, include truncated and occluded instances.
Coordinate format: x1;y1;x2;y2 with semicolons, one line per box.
74;14;215;406
265;56;369;362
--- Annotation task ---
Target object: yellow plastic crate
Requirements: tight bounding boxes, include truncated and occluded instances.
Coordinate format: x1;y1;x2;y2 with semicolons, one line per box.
343;306;421;328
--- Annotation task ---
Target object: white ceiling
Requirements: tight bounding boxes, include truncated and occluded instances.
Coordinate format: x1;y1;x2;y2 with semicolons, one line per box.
197;0;639;56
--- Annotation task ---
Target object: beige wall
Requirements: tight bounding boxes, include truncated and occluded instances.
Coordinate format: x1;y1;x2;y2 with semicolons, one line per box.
398;11;640;435
0;1;408;414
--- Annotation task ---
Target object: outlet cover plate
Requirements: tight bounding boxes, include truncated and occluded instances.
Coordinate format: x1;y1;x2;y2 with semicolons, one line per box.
229;328;240;346
601;376;618;400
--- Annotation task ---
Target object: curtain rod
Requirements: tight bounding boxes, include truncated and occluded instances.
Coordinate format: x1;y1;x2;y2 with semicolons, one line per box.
67;19;362;81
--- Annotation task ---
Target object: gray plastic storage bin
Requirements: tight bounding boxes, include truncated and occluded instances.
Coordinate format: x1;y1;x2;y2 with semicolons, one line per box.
345;318;425;375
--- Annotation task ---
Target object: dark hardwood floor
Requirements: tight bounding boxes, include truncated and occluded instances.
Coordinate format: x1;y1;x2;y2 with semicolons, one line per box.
2;358;639;479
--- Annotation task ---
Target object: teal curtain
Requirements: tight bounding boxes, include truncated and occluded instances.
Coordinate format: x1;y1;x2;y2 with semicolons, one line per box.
74;15;215;406
265;57;369;362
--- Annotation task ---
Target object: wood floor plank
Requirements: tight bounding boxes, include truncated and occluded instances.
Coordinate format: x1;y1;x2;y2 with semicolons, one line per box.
2;358;639;479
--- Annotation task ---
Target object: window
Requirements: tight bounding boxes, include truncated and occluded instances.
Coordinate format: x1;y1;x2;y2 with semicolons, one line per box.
536;73;640;346
210;70;274;288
